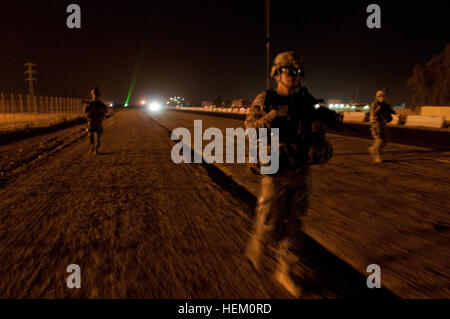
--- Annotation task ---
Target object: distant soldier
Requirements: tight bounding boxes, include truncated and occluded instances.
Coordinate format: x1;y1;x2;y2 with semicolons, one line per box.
244;51;333;297
368;89;396;162
84;87;107;154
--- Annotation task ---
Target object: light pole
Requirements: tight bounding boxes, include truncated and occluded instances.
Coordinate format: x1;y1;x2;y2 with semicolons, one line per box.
265;0;270;89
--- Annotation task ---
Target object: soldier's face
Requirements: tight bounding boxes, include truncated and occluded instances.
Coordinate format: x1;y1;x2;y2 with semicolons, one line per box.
377;96;385;103
275;70;300;88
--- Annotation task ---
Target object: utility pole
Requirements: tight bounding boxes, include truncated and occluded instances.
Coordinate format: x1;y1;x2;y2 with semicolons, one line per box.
265;0;270;89
24;62;37;95
354;85;359;104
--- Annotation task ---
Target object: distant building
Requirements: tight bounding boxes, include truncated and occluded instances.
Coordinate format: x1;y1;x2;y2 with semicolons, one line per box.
201;100;214;107
327;99;342;105
167;96;185;107
231;98;251;108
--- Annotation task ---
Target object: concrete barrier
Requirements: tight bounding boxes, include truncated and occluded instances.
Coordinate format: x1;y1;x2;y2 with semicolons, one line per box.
404;115;445;128
421;106;450;122
343;112;367;122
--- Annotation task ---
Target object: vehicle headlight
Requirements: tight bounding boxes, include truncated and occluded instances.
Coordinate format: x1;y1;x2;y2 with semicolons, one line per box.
149;101;161;111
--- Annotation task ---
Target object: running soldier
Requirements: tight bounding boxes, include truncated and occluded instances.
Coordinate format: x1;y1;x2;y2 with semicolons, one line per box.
84;87;108;154
244;51;333;297
368;89;396;162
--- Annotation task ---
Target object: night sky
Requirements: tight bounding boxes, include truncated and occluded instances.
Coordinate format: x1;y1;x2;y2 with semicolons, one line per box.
0;0;448;105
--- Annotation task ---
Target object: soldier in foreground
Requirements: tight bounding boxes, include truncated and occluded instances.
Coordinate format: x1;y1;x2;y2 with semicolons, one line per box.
84;87;108;154
368;89;396;162
244;51;333;297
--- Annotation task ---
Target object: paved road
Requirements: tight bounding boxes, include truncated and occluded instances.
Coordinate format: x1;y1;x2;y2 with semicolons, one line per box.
0;109;447;298
149;109;450;298
0;110;375;298
0;110;289;298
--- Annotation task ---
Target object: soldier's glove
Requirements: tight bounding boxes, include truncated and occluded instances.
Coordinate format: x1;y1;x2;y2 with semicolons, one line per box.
265;105;289;123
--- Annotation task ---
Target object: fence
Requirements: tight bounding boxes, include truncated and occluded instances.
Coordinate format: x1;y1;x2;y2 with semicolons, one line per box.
0;93;84;132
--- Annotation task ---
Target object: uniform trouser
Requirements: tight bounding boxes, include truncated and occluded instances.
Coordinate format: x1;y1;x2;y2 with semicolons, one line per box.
370;124;388;155
247;165;311;275
89;131;101;149
87;120;103;149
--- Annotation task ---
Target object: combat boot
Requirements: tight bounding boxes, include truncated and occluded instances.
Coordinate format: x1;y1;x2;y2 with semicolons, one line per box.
245;237;263;273
369;146;382;163
368;145;375;158
374;153;382;163
273;260;302;298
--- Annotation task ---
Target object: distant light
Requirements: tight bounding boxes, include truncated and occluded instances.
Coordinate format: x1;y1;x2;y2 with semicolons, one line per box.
352;105;356;110
149;101;161;112
124;103;128;107
140;100;147;105
109;103;113;107
314;104;320;109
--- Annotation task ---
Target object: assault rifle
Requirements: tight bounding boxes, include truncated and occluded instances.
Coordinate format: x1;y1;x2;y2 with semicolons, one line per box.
264;89;362;134
312;98;361;134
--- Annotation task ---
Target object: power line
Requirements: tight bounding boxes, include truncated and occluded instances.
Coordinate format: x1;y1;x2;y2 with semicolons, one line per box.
24;62;37;95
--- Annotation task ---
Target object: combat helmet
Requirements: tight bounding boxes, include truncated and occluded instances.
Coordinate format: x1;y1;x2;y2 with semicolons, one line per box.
91;87;100;97
271;51;304;77
375;89;387;98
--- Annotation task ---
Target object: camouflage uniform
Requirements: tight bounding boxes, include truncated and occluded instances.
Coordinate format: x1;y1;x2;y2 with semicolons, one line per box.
369;92;395;161
85;100;107;153
245;85;332;296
